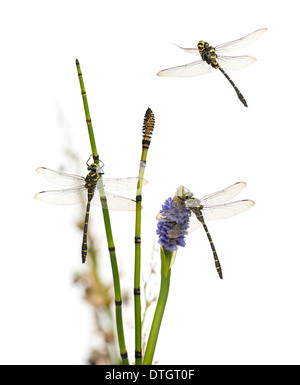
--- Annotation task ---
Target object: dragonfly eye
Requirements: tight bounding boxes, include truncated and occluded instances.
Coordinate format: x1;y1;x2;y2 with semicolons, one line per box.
197;41;205;51
87;163;97;171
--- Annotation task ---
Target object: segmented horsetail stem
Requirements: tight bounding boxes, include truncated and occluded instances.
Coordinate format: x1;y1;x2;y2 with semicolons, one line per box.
142;108;155;149
134;107;155;364
75;59;129;365
75;59;98;161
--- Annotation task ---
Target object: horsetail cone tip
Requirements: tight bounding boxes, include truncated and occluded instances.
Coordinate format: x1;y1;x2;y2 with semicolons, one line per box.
142;108;155;149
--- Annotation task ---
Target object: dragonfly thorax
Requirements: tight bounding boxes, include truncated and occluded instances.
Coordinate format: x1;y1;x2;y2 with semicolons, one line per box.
85;164;100;189
185;198;202;210
198;44;219;68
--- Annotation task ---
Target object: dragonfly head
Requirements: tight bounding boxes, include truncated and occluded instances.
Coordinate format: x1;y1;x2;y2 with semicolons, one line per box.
174;186;193;203
87;163;98;171
87;162;104;175
197;40;209;52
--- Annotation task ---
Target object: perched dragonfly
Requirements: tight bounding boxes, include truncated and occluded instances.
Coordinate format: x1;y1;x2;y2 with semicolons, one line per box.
35;163;148;263
157;28;267;107
156;182;254;279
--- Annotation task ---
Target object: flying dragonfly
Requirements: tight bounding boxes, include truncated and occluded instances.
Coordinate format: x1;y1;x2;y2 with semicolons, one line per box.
35;163;148;263
157;28;267;107
156;182;254;279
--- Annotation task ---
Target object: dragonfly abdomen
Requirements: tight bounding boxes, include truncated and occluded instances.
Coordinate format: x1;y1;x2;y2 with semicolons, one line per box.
81;191;95;263
82;166;99;263
218;67;248;107
192;208;223;279
81;209;89;263
202;222;223;279
200;46;247;107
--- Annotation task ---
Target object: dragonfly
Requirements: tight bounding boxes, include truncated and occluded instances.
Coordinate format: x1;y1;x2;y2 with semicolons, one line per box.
35;162;148;263
157;28;267;107
156;182;254;279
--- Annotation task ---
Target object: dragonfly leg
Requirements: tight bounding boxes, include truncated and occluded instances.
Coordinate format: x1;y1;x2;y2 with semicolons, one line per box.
218;67;248;107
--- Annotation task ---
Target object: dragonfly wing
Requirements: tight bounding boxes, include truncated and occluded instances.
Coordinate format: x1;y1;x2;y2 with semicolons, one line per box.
202;200;255;221
156;206;189;222
217;55;257;70
186;212;202;233
215;28;267;53
173;44;200;56
36;167;85;187
100;177;148;192
92;190;137;211
157;60;211;77
167;222;189;239
168;211;202;237
199;182;247;206
35;187;87;205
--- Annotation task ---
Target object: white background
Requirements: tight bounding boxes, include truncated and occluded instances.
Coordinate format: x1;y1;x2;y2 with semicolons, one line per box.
1;0;299;365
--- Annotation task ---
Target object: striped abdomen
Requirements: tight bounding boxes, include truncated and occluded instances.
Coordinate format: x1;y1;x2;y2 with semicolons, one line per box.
81;165;99;263
192;208;223;279
218;67;248;107
81;190;95;263
199;44;247;107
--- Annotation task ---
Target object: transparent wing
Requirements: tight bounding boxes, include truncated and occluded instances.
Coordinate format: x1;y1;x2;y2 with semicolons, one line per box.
169;199;254;236
100;177;148;192
35;186;138;211
157;60;211;77
173;44;200;56
215;28;267;54
217;55;257;70
200;182;247;206
92;190;137;211
156;205;188;222
35;187;86;205
186;212;202;233
168;222;189;239
36;167;85;187
167;211;204;238
202;200;255;221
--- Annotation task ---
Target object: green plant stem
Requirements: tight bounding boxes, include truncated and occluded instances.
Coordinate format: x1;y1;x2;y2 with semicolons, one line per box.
75;60;98;160
143;247;173;365
134;149;148;365
76;59;129;365
134;108;154;364
102;207;129;364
